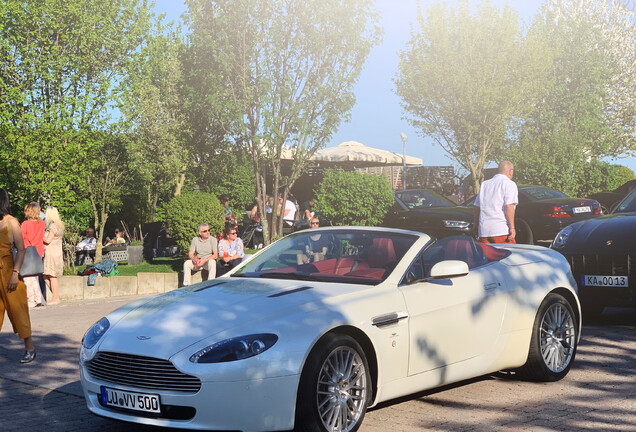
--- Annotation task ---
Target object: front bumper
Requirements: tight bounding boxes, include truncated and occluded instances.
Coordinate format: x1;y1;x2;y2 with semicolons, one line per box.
562;253;636;308
81;367;300;432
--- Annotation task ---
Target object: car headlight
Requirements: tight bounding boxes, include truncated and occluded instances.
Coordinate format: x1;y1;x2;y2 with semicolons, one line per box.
443;220;471;229
189;333;278;363
552;225;574;249
82;317;110;350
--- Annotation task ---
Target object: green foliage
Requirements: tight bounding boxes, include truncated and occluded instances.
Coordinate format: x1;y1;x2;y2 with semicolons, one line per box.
0;0;153;209
315;169;394;226
505;6;619;197
119;22;189;222
163;192;225;254
603;164;635;192
183;0;382;241
205;154;256;213
61;199;94;232
396;1;551;193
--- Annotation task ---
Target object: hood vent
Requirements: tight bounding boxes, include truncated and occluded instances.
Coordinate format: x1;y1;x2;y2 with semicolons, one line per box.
268;286;313;298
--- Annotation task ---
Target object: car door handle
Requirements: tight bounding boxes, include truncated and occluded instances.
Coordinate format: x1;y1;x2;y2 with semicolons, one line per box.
485;283;498;291
372;312;409;327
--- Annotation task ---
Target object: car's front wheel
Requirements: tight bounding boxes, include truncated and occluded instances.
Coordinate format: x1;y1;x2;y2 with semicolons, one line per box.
295;334;371;432
518;293;578;381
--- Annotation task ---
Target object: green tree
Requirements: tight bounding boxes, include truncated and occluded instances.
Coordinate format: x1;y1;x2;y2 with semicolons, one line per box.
163;192;225;255
315;169;394;226
119;21;189;222
183;0;381;243
505;2;617;196
0;0;153;209
395;1;551;194
205;153;256;214
544;0;635;157
86;134;130;262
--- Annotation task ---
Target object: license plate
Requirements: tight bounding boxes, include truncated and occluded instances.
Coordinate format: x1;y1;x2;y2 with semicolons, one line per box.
582;275;628;287
573;206;591;214
100;386;161;413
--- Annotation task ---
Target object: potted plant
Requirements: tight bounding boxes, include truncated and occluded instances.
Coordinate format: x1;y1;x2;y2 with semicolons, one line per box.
122;222;145;266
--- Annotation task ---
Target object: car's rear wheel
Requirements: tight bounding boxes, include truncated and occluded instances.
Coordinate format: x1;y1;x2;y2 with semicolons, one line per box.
515;218;533;244
295;334;370;432
518;293;578;381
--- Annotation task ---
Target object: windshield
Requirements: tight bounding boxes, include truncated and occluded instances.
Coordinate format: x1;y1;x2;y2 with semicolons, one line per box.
233;229;419;285
614;188;636;213
396;190;455;209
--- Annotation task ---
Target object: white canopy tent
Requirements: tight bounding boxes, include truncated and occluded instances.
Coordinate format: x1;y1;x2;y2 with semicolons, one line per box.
281;141;422;166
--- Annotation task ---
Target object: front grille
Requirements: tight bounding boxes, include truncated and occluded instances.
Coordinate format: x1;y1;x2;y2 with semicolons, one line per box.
566;254;634;277
87;352;201;393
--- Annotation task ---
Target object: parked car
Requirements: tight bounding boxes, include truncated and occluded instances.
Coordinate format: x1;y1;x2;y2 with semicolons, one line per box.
462;185;602;244
80;226;580;432
588;179;636;213
551;187;636;318
382;189;474;238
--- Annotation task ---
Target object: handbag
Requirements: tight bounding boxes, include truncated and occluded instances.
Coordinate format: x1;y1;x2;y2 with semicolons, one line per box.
18;245;44;276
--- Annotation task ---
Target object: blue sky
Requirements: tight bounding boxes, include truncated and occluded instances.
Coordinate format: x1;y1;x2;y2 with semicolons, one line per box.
153;0;636;178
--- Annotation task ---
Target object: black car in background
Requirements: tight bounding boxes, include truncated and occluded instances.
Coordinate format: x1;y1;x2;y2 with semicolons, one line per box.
551;188;636;318
382;189;474;239
462;185;602;244
588;179;636;213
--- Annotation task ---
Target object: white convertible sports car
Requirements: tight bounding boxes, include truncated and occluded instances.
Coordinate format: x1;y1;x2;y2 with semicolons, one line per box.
80;227;581;432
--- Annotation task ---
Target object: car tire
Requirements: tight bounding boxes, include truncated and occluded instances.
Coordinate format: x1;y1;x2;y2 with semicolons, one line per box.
515;219;533;244
517;293;578;382
294;333;371;432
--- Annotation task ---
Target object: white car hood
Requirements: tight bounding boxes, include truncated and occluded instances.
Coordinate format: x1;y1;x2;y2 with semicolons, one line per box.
97;278;362;359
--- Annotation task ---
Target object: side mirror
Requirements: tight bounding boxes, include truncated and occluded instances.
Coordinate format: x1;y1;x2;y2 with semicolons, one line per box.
430;260;469;279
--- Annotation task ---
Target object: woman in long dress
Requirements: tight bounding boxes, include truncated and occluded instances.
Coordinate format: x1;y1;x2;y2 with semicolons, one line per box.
21;203;45;307
43;207;64;305
0;188;36;363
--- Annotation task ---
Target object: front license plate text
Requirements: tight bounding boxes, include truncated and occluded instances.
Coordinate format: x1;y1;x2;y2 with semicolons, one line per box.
582;275;628;287
100;386;161;413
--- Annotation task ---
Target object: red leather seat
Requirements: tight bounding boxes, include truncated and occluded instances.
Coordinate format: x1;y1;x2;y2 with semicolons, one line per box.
444;238;476;268
368;238;396;268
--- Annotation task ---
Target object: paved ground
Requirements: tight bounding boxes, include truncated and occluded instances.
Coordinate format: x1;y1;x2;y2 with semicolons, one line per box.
1;296;635;432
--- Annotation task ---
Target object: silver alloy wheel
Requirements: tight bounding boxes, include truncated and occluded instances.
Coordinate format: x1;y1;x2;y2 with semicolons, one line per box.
316;346;368;432
540;302;576;373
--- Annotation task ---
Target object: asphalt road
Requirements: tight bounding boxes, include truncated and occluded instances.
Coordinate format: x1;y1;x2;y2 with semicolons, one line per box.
1;296;635;432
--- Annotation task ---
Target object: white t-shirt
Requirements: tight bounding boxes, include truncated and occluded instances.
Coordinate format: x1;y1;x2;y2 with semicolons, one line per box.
283;200;296;226
474;174;518;237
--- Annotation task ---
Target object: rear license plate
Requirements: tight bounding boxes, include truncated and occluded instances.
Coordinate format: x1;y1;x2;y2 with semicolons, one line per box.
573;206;591;214
100;386;161;413
582;275;628;287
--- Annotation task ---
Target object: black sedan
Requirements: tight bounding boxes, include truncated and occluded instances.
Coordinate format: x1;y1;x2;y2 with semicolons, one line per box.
382;189;474;238
588;179;636;213
551;188;636;318
463;185;602;244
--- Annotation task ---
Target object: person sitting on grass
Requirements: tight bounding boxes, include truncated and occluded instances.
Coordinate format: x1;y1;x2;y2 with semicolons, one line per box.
217;225;244;277
183;223;218;286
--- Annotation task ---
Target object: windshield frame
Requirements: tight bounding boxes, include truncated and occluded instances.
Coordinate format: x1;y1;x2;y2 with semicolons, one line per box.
232;228;420;285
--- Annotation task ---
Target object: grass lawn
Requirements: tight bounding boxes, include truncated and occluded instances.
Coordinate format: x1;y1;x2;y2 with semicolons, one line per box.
67;250;258;276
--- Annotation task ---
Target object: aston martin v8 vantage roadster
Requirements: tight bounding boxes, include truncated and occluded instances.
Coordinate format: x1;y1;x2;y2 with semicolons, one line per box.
80;227;580;432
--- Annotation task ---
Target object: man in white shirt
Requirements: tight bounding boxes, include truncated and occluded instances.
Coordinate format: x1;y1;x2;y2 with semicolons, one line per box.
473;161;519;244
183;223;218;285
279;196;296;227
75;228;97;265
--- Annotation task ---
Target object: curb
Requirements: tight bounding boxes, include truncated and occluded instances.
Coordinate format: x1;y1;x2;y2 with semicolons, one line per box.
58;271;206;300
